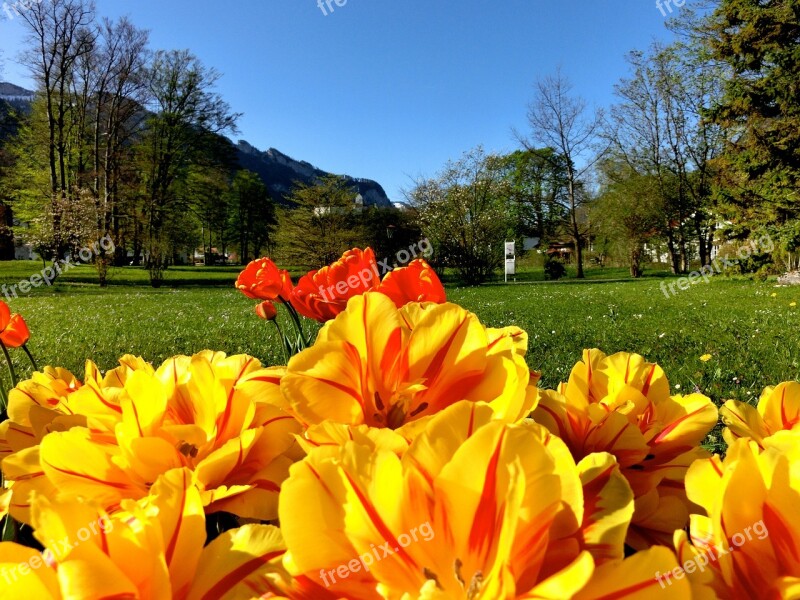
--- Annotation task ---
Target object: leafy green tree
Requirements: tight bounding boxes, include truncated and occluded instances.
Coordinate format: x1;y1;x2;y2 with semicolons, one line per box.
177;166;230;265
277;176;365;268
360;206;422;265
595;157;665;277
409;147;513;285
4;98;59;258
18;0;96;261
138;49;240;285
706;0;800;225
228;170;276;264
497;148;568;252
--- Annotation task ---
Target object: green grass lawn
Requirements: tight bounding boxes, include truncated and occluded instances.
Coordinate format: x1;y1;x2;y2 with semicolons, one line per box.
1;261;797;452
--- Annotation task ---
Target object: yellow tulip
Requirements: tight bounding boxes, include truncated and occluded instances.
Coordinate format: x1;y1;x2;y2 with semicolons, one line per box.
0;486;9;522
533;349;718;549
2;351;302;523
721;381;800;448
0;468;292;599
278;400;671;599
0;357;152;522
281;293;533;437
675;436;800;598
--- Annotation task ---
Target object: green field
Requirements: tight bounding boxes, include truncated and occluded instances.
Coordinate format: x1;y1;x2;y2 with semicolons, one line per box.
1;261;797;452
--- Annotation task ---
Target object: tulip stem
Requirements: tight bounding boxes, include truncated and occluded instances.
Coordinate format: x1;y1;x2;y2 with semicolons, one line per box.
283;301;310;350
271;319;290;365
1;514;16;543
21;344;39;373
0;340;17;389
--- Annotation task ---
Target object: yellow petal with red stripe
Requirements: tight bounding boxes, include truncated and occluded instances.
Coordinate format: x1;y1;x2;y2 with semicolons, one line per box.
576;452;633;564
150;468;206;598
0;543;60;598
187;524;290;600
573;546;691;599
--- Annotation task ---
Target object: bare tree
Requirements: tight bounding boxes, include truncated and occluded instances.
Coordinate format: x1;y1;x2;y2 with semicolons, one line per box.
90;18;150;281
18;0;96;261
519;70;605;278
139;49;239;286
608;45;725;273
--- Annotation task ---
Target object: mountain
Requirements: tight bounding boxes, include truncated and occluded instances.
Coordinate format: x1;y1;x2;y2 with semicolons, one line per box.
235;141;392;207
0;83;34;113
0;83;34;143
0;81;393;207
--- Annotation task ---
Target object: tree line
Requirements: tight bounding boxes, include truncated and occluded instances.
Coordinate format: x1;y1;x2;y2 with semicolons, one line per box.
2;0;796;287
0;0;279;286
408;0;800;283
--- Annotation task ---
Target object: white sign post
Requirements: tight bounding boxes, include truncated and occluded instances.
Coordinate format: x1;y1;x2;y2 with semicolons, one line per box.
504;241;516;283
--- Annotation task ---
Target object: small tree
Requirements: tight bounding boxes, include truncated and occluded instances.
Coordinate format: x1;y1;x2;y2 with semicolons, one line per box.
519;70;606;278
594;158;664;278
408;147;513;285
228;170;276;264
277;176;365;268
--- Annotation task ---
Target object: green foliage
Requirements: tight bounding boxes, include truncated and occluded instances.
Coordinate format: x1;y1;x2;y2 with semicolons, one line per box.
227;170;276;263
495;148;567;247
410;147;514;285
277;176;366;268
359;206;423;264
543;257;567;280
707;0;800;224
594;158;666;277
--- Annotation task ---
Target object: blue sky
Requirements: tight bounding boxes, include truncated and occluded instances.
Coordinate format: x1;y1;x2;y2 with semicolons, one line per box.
0;0;678;200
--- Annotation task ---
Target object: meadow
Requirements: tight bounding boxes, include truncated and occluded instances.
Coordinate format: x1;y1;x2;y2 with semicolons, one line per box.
2;260;797;452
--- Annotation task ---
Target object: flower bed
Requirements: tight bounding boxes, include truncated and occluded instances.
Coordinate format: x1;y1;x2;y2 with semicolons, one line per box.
0;248;796;598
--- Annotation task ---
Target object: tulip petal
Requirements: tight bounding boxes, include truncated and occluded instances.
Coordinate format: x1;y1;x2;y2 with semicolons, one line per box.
187;525;290;600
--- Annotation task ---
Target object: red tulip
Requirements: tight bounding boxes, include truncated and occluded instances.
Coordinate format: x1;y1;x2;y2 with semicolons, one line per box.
236;258;293;302
376;259;446;308
0;302;30;348
291;248;381;322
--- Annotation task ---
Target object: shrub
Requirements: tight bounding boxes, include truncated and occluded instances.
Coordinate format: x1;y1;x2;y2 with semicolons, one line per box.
544;257;567;280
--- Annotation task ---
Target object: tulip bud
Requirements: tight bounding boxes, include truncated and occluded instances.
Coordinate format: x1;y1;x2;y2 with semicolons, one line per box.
255;300;278;321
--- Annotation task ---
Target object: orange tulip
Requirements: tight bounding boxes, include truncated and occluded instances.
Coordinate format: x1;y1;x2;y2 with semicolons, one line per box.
291;248;381;322
236;258;293;302
375;258;446;308
256;300;278;321
0;302;30;348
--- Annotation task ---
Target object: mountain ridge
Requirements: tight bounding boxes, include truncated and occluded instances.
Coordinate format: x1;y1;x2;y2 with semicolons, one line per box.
235;140;392;207
0;81;393;207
